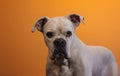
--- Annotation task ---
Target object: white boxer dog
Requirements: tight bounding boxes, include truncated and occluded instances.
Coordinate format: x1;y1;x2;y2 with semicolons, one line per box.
32;14;119;76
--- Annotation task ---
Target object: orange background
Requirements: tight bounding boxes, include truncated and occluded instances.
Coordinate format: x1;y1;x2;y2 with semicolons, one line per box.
0;0;120;76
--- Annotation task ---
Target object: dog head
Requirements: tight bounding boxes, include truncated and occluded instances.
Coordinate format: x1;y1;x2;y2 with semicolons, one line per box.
32;14;84;63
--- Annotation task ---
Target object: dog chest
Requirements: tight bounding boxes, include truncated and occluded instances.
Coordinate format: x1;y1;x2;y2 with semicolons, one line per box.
46;64;73;76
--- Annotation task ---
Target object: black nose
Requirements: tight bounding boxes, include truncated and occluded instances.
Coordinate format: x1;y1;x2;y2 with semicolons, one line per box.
54;38;66;47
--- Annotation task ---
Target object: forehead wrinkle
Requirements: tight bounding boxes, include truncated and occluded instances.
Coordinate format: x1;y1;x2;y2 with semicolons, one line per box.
44;17;74;33
44;19;57;32
53;17;73;29
57;20;73;33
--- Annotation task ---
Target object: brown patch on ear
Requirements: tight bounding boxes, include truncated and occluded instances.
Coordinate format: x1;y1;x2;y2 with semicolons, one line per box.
69;14;80;23
67;14;84;28
35;17;48;32
32;17;48;33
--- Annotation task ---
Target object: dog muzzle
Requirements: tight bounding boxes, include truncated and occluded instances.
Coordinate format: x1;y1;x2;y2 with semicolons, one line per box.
51;38;68;61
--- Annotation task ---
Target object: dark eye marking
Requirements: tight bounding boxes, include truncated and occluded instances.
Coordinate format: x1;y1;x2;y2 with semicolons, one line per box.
46;32;54;38
66;31;72;37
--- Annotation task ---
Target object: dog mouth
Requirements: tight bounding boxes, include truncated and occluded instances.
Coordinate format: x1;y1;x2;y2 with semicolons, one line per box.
51;47;68;66
51;49;68;60
53;53;65;61
51;52;68;66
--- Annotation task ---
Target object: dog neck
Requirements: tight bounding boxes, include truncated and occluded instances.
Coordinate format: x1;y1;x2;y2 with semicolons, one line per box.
72;34;85;48
69;34;86;60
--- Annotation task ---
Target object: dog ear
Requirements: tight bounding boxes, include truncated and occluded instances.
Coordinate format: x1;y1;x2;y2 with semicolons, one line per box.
67;14;84;28
32;17;48;33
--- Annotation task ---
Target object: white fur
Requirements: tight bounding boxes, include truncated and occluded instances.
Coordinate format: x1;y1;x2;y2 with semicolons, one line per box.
70;34;119;76
32;14;119;76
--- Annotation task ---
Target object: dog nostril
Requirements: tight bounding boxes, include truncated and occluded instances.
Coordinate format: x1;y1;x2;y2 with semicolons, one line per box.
54;38;66;46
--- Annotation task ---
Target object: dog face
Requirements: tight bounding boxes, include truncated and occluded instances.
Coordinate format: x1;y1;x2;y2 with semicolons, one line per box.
32;14;84;62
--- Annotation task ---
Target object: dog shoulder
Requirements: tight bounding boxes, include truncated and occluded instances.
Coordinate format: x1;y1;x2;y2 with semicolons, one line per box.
87;46;112;54
86;45;116;62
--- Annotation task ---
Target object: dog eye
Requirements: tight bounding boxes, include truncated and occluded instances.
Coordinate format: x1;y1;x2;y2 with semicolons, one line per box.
46;32;54;38
66;31;72;37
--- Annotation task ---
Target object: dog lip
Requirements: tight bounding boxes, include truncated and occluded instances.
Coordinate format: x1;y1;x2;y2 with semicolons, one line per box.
51;53;69;61
52;53;65;65
55;53;65;59
51;53;64;60
51;46;68;60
